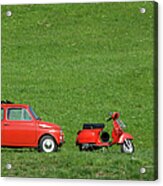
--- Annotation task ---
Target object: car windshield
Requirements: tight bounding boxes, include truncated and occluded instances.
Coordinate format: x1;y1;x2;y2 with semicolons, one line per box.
29;107;40;120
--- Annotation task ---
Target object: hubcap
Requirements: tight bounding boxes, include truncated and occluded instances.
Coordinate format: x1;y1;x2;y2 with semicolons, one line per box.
42;139;55;152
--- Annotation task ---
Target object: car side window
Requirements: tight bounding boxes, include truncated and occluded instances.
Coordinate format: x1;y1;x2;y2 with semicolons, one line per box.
23;109;32;120
1;108;4;121
7;108;32;121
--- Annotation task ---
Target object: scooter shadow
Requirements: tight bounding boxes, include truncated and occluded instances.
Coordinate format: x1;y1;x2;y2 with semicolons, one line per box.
86;147;122;154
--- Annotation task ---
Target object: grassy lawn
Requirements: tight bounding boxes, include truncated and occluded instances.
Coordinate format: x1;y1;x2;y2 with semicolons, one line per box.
1;2;157;180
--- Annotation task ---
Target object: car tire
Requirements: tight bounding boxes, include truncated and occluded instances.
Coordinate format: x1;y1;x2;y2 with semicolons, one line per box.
38;135;58;153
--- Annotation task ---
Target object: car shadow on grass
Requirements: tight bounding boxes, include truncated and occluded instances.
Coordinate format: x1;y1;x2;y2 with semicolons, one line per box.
1;147;37;153
1;147;63;153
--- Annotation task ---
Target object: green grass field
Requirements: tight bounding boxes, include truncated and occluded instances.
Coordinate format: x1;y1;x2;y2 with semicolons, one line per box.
1;2;157;180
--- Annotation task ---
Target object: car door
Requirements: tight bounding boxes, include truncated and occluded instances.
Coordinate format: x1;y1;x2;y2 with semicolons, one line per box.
3;107;37;146
1;107;5;145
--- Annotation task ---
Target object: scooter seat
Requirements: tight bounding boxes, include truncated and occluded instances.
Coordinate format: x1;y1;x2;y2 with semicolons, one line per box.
83;123;105;129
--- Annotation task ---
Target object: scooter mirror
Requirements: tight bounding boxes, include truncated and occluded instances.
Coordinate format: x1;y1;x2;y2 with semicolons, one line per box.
108;112;113;116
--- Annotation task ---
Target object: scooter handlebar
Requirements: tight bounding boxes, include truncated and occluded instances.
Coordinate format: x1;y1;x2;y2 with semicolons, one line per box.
106;117;112;122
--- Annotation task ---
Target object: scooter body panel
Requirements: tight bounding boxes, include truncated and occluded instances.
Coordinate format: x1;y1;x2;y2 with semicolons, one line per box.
76;128;102;144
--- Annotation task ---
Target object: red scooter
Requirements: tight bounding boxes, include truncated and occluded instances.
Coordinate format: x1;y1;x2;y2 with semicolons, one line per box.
76;112;134;153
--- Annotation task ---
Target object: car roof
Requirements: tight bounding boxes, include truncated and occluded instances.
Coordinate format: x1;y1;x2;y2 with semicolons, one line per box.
1;103;29;109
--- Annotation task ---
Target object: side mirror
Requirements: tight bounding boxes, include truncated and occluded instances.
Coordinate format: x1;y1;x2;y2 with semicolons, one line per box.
108;112;113;116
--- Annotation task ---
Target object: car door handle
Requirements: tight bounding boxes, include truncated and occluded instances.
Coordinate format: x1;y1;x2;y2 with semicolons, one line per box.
4;123;10;126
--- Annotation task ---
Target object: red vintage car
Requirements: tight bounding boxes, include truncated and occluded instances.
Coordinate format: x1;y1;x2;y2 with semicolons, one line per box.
1;100;65;152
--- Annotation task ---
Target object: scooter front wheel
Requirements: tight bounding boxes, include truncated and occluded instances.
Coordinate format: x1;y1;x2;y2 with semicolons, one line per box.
121;139;134;154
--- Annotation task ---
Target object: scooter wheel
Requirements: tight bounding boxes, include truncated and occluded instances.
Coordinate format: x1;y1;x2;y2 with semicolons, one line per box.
121;139;134;154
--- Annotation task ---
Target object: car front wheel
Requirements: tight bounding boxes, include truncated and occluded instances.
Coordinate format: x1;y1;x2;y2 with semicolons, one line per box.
38;135;58;153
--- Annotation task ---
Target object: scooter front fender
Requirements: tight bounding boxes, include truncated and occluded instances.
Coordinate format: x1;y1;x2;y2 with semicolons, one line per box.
118;133;133;144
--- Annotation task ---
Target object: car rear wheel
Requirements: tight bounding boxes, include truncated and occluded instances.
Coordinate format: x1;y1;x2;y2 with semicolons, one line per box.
38;135;58;153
